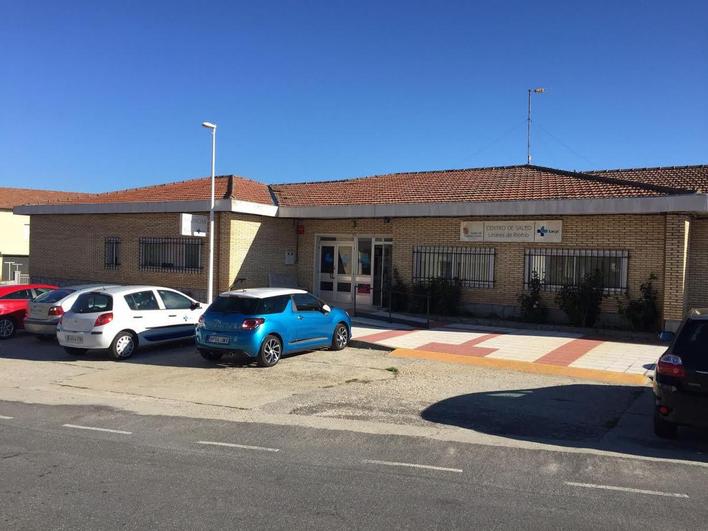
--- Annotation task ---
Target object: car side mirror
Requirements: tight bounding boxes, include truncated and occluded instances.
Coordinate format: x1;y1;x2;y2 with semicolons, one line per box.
321;304;331;314
190;302;202;310
658;331;675;343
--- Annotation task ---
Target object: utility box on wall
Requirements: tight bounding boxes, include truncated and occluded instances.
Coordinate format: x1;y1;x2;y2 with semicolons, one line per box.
285;249;296;265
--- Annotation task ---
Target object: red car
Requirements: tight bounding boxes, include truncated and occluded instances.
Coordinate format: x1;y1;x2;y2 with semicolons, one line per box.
0;284;57;339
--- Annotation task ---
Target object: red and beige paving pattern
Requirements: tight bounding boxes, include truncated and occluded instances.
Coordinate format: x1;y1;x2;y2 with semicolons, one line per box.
351;318;665;384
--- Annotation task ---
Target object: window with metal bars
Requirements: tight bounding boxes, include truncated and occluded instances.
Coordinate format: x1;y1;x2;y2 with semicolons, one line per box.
412;246;495;288
139;237;204;273
524;249;629;293
104;237;120;270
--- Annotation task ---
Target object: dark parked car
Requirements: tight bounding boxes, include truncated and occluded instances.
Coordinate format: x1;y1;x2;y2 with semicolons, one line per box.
653;308;708;438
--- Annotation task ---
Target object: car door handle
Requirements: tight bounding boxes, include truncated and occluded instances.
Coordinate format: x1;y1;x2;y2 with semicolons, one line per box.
133;316;143;319
297;315;304;320
168;314;177;318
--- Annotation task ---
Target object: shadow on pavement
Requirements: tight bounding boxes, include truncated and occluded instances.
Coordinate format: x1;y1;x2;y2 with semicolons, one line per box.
421;384;708;463
0;332;314;369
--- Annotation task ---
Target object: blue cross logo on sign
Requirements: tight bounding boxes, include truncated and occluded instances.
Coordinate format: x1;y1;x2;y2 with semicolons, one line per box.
536;225;548;237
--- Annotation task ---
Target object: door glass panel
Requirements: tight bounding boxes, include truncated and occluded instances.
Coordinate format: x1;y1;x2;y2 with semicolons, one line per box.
320;246;335;274
319;281;333;291
337;282;352;293
358;238;372;275
373;246;383;306
338;246;352;275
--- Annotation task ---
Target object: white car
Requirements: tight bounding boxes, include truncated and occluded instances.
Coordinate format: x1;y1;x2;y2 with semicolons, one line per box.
24;284;118;338
57;285;205;359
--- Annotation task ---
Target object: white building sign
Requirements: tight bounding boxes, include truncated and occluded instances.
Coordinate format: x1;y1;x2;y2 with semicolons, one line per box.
460;220;562;243
180;213;208;237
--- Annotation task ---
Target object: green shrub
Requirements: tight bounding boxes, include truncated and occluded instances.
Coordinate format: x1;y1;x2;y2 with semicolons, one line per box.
390;268;409;312
389;270;463;316
518;271;546;323
555;271;605;327
617;274;659;331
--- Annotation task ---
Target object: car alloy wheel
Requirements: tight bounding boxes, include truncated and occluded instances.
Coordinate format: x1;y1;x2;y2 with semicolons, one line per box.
0;318;15;339
335;325;348;349
258;335;282;367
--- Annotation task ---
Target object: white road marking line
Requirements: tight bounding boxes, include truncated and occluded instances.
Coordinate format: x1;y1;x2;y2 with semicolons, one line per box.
362;459;463;473
62;424;132;435
565;481;689;499
0;415;14;420
196;441;280;453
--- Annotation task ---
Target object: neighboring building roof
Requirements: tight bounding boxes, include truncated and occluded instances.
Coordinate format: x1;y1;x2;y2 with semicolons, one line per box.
57;175;274;206
0;187;91;210
588;165;708;194
269;165;688;207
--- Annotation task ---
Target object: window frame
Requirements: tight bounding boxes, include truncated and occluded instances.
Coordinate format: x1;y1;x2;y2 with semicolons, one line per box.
523;248;629;294
104;237;121;270
138;237;204;273
412;246;496;288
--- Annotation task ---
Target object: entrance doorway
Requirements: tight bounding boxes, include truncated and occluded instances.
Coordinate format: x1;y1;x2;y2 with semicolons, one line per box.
315;235;393;308
318;243;354;304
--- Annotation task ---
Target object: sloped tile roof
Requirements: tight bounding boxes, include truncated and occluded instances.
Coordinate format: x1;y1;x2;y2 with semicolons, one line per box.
0;187;92;210
269;165;689;207
588;165;708;194
57;175;274;206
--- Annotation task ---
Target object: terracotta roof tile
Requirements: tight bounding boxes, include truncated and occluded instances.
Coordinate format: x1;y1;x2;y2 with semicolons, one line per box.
60;175;273;206
270;165;691;207
588;165;708;194
0;187;92;210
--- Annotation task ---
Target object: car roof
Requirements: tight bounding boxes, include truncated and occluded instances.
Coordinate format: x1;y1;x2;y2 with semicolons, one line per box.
0;283;55;295
688;308;708;320
78;285;190;296
219;287;307;299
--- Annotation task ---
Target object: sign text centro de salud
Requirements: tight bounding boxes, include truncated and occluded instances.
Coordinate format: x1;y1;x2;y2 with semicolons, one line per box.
460;220;562;243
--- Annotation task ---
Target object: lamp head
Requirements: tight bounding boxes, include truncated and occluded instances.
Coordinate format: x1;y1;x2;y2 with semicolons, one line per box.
201;121;217;129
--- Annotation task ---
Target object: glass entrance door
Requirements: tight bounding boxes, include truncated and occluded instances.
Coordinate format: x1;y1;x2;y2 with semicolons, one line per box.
333;244;353;303
318;243;354;304
373;243;393;307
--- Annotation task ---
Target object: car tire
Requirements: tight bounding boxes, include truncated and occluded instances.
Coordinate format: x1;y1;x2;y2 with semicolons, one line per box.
331;322;349;351
0;317;16;339
654;411;678;439
110;331;138;360
257;334;282;367
64;347;87;356
199;348;224;361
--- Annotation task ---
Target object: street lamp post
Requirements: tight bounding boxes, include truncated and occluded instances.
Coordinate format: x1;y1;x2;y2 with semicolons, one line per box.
201;121;217;303
527;88;544;164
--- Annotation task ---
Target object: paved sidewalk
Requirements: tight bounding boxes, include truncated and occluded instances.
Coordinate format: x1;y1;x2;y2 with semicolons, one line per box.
351;317;665;384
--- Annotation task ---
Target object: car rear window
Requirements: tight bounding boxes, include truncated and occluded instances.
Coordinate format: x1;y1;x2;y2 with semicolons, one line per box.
674;319;708;370
34;288;75;304
71;293;113;313
209;296;262;315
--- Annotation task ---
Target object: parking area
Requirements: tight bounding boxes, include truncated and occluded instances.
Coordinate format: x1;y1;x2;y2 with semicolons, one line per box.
1;330;707;463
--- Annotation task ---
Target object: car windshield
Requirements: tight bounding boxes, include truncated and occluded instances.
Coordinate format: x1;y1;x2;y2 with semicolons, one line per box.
34;288;75;304
209;296;262;315
71;293;113;314
674;319;708;370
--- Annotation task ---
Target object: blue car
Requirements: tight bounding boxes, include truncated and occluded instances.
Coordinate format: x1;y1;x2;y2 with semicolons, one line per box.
196;288;351;367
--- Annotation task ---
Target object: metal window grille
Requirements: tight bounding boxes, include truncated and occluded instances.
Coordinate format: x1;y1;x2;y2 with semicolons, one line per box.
524;248;629;294
412;246;495;288
139;237;204;273
104;237;120;270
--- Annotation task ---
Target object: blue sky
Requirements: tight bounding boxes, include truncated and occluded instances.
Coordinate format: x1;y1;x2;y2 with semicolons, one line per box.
1;1;706;193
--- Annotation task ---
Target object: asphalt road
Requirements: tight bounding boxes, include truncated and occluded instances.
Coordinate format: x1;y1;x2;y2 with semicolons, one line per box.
1;400;706;530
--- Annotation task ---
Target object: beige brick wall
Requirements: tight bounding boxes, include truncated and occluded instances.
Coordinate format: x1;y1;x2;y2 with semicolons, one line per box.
663;214;691;325
223;213;298;290
296;214;668;318
687;217;708;310
29;212;218;299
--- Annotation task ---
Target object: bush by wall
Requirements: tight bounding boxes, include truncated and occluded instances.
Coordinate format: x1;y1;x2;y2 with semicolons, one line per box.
518;271;547;323
555;271;605;327
617;273;659;331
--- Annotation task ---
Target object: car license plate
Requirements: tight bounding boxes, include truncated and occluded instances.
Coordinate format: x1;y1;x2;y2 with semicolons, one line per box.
207;335;230;345
65;334;83;344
